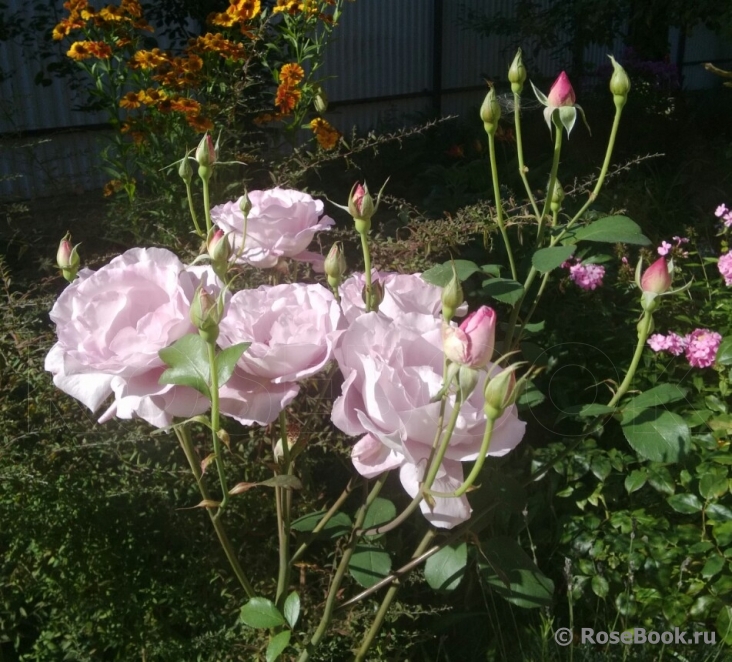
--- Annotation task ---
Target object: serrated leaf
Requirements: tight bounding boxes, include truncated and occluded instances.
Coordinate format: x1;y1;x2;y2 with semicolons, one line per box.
480;264;501;277
624;384;688;415
159;333;211;399
283;592;300;629
621;409;691;463
531;245;576;273
362;498;396;539
624;469;647;494
716;336;732;366
349;544;391;588
480;278;524;304
239;597;286;629
667;493;702;513
291;510;352;538
266;631;291;662
425;542;467;591
716;605;732;645
421;260;481;286
591;575;609;598
479;536;554;608
569;215;650;245
216;342;250;387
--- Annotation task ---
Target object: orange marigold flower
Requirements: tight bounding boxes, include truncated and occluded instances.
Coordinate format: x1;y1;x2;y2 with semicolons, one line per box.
279;62;304;86
183;55;203;72
275;85;301;114
132;19;154;31
64;0;89;13
186;114;214;133
310;117;340;150
119;91;144;109
80;8;96;19
120;121;132;134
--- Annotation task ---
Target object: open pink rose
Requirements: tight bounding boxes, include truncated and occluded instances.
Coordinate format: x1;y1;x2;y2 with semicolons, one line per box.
44;248;213;428
211;188;334;271
331;311;526;529
218;283;343;383
339;271;467;323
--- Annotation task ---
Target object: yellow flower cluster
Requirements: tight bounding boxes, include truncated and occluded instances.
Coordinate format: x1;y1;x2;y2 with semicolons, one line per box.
272;0;336;22
53;0;152;41
67;41;113;60
275;63;305;114
208;0;261;29
188;33;248;61
310;117;340;150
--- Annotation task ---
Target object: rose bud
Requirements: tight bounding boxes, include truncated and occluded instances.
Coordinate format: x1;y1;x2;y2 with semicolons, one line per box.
640;257;672;294
441;270;464;322
550;178;565;213
480;86;501;136
508;48;527;94
56;233;80;282
608;55;630;108
324;242;346;289
442;306;497;369
547;72;576;107
190;286;222;343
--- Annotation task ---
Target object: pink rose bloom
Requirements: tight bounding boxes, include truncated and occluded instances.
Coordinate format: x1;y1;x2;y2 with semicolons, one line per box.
641;257;671;294
44;248;214;428
211;188;334;271
442;306;496;368
331;312;526;529
685;329;722;368
216;283;342;425
569;262;605;290
547;71;576;107
339;271;467;323
718;253;732;286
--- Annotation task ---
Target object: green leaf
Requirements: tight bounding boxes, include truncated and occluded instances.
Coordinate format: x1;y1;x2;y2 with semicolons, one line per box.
707;503;732;521
362;498;396;539
648;465;675;495
240;597;286;629
590;454;612;481
561;404;616;420
712;521;732;547
480;278;524;305
424;543;467;592
624;469;648;494
480;264;501;277
290;510;352;539
283;592;300;629
716;336;732;366
531;245;576;273
716;606;732;645
158;334;211;399
701;554;725;579
699;469;728;499
569;215;650;245
516;380;545;409
421;260;480;286
216;342;250;388
349;544;391;588
621;409;691;463
266;631;291;662
667;493;702;513
624;384;688;414
479;536;554;608
591;575;609;598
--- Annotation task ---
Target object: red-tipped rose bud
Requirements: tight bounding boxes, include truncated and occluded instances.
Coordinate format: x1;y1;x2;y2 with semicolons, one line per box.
442;306;497;369
641;257;672;294
206;228;231;269
547;72;576;107
56;233;80;282
190;286;221;343
348;182;377;234
195;133;217;168
324;242;346;288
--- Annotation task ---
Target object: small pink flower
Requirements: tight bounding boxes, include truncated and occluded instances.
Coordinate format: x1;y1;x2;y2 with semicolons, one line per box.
718;252;732;286
442;306;496;369
569;262;605;290
715;204;729;218
724;212;732;228
547;72;576;107
641;257;671;294
647;334;669;352
685;329;722;368
657;241;672;256
647;332;688;356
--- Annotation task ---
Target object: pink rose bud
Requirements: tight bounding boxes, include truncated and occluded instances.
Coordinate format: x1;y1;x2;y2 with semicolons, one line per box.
206;228;231;265
190;287;221;343
56;233;80;282
324;242;346;288
195;133;217;168
547;72;576;107
641;257;672;294
442;305;497;369
348;182;376;228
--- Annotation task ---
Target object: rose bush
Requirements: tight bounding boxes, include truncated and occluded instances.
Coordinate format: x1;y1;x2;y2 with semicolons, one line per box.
211;187;334;270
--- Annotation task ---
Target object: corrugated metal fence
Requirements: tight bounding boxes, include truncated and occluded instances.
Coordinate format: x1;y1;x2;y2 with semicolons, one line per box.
1;0;731;199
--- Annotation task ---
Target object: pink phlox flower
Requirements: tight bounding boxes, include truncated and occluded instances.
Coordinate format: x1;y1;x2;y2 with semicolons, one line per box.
715;204;729;218
718;252;732;286
724;212;732;228
685;329;722;368
657;241;672;256
568;262;605;290
647;331;688;356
